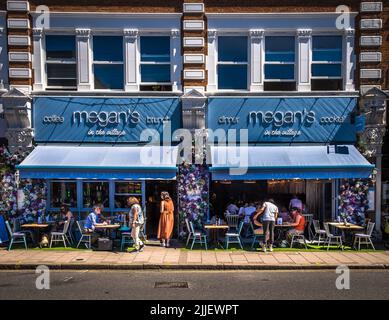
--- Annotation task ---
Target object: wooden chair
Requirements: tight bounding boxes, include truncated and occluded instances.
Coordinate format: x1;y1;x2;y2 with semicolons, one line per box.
353;222;375;251
225;221;244;249
189;221;207;250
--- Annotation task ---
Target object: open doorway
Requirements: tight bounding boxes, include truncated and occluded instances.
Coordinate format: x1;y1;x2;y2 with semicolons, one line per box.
145;181;177;239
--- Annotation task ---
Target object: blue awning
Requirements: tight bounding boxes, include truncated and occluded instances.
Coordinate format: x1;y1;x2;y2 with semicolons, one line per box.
210;145;374;180
17;145;178;180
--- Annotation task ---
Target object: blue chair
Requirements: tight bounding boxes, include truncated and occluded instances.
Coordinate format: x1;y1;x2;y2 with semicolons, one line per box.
120;231;133;251
251;225;264;249
5;221;27;250
189;221;207;250
225;221;244;249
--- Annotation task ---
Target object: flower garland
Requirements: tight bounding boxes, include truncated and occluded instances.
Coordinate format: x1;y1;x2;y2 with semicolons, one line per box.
178;162;209;237
338;179;369;225
0;145;47;219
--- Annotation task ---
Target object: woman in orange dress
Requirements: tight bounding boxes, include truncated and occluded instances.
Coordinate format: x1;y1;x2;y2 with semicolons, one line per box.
157;191;174;247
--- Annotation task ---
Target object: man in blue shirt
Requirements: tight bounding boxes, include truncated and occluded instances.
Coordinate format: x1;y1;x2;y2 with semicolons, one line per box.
85;204;106;232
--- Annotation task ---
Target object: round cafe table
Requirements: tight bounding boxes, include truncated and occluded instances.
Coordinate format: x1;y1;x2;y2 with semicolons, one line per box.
93;224;121;249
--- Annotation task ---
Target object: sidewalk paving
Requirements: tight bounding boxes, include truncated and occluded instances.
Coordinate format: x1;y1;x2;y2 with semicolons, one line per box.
1;246;389;270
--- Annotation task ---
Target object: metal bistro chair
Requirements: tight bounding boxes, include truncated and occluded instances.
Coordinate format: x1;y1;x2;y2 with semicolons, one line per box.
323;223;343;251
5;220;28;250
353;222;375;251
185;218;194;247
312;219;327;245
50;219;71;248
251;224;264;249
189;221;207;250
303;214;314;240
290;230;308;249
226;215;240;233
12;218;34;243
120;231;133;251
225;221;244;250
76;220;92;249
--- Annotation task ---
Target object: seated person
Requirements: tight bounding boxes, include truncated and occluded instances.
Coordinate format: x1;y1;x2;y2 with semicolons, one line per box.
84;204;107;244
286;208;306;241
226;202;239;216
243;203;257;223
279;207;292;223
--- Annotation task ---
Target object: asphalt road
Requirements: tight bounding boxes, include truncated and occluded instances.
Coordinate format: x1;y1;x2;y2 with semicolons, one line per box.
0;270;388;300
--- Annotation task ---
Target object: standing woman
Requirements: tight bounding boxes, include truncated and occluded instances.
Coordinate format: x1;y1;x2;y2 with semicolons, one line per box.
157;191;174;247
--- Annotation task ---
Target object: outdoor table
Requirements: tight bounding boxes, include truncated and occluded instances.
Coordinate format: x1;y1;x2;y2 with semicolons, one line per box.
21;223;50;246
204;224;229;248
94;224;121;249
328;222;364;246
274;223;293;242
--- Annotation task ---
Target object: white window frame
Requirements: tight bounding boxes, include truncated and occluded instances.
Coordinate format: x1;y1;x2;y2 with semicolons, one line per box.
264;34;296;83
216;34;250;92
44;33;77;90
139;34;172;87
91;34;125;91
311;34;343;81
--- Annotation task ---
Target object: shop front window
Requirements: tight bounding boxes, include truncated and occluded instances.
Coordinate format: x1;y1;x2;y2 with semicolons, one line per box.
83;182;109;209
50;181;77;208
114;182;142;209
264;36;296;91
217;36;248;90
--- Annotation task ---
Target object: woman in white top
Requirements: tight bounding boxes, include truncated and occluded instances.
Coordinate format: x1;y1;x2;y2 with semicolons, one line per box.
253;199;278;252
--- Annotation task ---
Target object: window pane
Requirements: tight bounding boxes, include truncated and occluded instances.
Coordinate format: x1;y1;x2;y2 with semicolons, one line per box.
47;64;77;87
265;36;295;62
264;82;296;91
312;64;342;77
93;36;123;62
115;182;142;194
83;182;109;209
265;64;294;80
140;36;170;62
94;64;124;89
46;35;76;60
218;65;247;90
218;36;248;62
141;64;171;83
311;79;343;91
50;182;77;208
313;36;342;62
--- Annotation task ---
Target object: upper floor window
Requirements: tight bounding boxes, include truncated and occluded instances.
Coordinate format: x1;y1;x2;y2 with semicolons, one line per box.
93;36;124;90
264;36;296;91
140;36;171;91
45;35;77;90
217;36;248;90
311;36;343;91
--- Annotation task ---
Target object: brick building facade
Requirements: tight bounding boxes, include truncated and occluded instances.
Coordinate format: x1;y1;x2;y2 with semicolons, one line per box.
0;0;388;236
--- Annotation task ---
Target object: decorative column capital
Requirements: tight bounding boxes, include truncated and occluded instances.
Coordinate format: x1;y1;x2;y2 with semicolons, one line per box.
32;28;43;39
297;29;312;38
123;28;139;38
75;28;91;38
171;29;180;38
207;29;217;41
249;29;264;39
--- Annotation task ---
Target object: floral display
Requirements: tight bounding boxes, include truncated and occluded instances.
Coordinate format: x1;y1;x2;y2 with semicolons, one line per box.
338;179;370;225
178;162;209;237
0;145;47;220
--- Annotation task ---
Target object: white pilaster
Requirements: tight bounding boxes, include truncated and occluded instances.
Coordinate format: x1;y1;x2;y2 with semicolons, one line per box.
76;28;92;91
170;29;182;92
32;28;45;91
249;29;264;92
344;28;356;91
124;28;139;92
297;29;312;92
206;30;217;92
